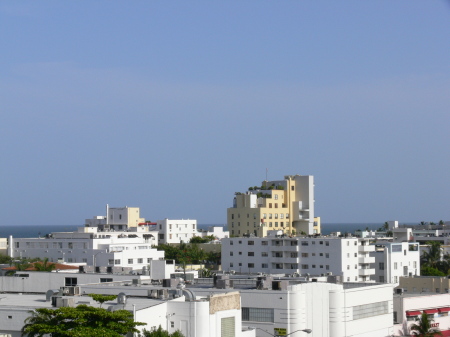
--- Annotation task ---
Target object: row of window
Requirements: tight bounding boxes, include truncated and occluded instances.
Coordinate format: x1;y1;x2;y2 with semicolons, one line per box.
230;251;333;258
231;221;290;228
128;258;153;264
229;262;331;270
168;224;196;229
231;213;290;220
230;240;334;246
19;242;89;249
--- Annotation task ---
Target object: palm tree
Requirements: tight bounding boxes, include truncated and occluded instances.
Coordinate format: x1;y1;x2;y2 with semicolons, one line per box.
410;312;442;336
33;258;56;272
421;241;443;269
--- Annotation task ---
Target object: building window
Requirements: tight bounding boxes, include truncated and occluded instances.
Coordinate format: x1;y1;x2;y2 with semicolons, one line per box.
230;263;233;267
269;203;272;208
301;253;308;257
325;253;329;258
262;263;268;268
379;263;384;270
248;252;254;256
301;241;309;246
248;263;254;268
352;301;389;320
291;186;294;191
394;262;398;270
239;252;242;255
242;308;274;323
280;214;284;219
221;317;235;337
262;252;268;257
291;252;298;258
171;322;174;328
262;241;268;246
379;276;384;282
114;259;121;265
138;258;143;263
301;264;309;269
326;241;329;246
128;259;133;264
100;278;113;283
230;252;233;256
231;214;234;219
248;241;254;245
263;214;267;219
65;277;77;286
326;265;329;270
269;214;272;219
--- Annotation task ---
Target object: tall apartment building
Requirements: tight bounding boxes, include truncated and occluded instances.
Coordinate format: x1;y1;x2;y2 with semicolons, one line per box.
227;175;318;237
221;235;376;282
372;241;420;284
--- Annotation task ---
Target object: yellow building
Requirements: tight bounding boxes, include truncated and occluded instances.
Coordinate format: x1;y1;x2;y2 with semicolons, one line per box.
227;175;319;237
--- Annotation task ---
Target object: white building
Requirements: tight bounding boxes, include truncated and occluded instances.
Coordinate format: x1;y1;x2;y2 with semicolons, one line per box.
221;234;376;282
154;219;198;244
371;241;420;284
0;285;254;337
199;226;230;240
8;226;173;277
193;277;395;337
393;292;450;336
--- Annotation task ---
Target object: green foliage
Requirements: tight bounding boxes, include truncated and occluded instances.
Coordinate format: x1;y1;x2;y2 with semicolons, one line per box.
0;254;13;265
421;241;447;274
87;294;118;307
189;235;215;244
410;312;443;336
139;326;185;337
421;266;446;277
21;305;145;337
33;258;56;272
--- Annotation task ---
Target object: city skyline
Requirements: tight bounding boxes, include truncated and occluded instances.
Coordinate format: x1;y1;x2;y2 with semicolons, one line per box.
1;2;449;226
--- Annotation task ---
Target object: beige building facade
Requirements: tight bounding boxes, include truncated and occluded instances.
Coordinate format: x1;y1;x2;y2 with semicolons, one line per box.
397;275;450;294
227;175;317;237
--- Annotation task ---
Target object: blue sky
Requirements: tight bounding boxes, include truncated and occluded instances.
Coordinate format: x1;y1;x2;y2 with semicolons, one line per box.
1;1;449;226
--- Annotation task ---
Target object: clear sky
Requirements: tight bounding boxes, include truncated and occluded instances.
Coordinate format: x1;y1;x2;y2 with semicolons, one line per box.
1;1;449;226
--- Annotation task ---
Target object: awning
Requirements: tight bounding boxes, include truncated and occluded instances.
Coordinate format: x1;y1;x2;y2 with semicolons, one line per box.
424;309;439;314
406;311;421;316
439;307;450;313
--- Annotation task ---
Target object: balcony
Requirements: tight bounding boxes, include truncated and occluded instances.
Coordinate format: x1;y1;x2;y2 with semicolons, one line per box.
358;245;375;253
359;268;375;276
358;256;375;264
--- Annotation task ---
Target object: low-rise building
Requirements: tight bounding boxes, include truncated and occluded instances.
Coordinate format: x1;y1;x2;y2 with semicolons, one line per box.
396;275;450;294
221;234;376;282
0;287;252;337
393;292;450;336
153;218;198;244
85;205;145;230
8;226;173;277
192;275;395;337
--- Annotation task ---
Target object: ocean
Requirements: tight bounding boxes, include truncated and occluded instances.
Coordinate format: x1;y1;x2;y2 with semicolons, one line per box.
0;223;390;238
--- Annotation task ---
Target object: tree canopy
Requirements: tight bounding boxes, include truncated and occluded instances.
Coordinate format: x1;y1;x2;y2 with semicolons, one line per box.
21;305;144;337
139;326;185;337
